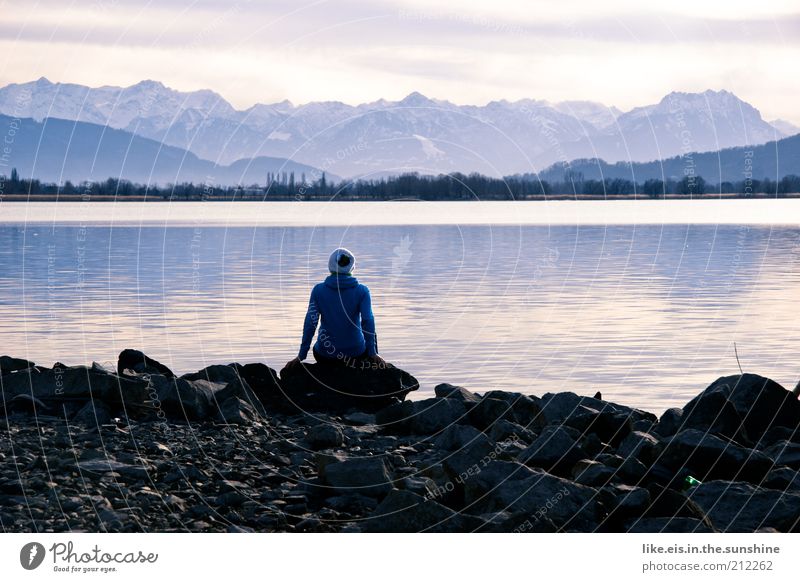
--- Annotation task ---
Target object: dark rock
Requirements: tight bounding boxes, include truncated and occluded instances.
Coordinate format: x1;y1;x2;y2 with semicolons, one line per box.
461;460;601;530
660;429;773;484
603;484;651;521
518;425;585;476
319;456;393;497
363;489;485;532
688;480;800;532
653;407;683;438
680;389;749;443
5;394;50;415
71;400;112;426
540;391;656;427
467;397;514;430
434;383;480;403
1;365;149;408
642;483;715;525
117;349;175;379
211;377;267;424
434;424;491;452
625;517;715;533
0;356;34;375
763;441;800;469
181;364;241;384
411;398;467;435
572;460;616;487
279;361;418;413
481;390;546;428
563;408;633;447
763;467;800;492
617;430;662;466
488;419;536;445
234;363;283;410
689;374;800;444
306;424;344;450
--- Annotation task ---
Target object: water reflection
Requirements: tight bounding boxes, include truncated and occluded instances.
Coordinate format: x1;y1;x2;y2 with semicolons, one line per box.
0;222;798;414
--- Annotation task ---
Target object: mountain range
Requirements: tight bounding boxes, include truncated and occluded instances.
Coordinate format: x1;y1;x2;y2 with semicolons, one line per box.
0;78;797;184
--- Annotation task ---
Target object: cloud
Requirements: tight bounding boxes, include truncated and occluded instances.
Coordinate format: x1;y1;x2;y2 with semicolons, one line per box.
0;1;797;122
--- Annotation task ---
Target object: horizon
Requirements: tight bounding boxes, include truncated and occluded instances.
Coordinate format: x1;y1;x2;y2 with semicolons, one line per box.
1;1;798;123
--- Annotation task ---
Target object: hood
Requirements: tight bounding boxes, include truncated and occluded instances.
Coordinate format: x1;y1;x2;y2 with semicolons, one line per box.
324;274;359;289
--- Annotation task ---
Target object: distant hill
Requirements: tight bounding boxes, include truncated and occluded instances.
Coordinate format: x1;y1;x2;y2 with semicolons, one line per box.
535;134;800;184
0;114;334;186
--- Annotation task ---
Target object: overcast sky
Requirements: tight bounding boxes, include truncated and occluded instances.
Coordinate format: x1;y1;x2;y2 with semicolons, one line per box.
1;0;798;121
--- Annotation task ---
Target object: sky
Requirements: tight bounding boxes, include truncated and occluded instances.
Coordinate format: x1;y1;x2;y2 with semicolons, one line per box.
0;0;798;122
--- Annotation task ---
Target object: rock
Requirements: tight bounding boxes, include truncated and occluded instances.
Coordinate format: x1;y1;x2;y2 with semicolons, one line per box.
461;460;600;530
117;349;175;379
660;429;773;484
409;398;467;435
481;391;546;427
149;375;213;420
319;456;393;497
540;391;656;427
688;480;800;532
643;484;714;524
690;374;800;444
572;460;616;487
233;363;283;410
617;431;662;466
363;489;485;532
625;517;715;533
467;397;514;430
434;383;480;403
210;376;267;424
653;407;683;437
763;467;800;492
518;425;585;476
1;365;149;408
488;419;536;445
433;424;491;452
279;361;419;413
563;407;633;447
5;394;50;415
343;412;375;426
181;364;241;384
680;389;749;443
603;484;651;520
763;441;800;469
0;356;34;375
71;400;112;426
306;424;344;449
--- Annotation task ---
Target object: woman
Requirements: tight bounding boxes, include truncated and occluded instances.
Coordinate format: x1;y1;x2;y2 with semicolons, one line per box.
285;248;385;371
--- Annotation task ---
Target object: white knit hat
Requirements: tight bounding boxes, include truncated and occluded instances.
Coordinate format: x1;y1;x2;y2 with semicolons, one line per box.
328;248;355;274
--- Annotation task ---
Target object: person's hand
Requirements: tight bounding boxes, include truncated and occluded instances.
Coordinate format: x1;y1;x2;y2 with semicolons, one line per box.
284;357;302;372
369;354;391;368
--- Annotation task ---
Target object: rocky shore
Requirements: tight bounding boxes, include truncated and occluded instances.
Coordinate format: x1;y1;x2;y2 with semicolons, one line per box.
2;351;800;533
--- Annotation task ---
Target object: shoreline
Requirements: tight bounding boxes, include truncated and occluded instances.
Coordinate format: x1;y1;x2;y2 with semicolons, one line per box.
2;352;799;533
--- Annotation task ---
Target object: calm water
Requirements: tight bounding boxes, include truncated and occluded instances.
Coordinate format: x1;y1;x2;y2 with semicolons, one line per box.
2;201;800;414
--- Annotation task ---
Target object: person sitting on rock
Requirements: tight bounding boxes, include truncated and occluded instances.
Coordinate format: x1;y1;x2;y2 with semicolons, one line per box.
284;248;385;372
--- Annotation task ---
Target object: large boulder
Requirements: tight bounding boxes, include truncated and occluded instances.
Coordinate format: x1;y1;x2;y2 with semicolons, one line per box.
518;425;585;476
233;363;283;410
1;364;149;409
374;397;467;436
679;389;749;443
539;391;656;427
117;349;175;379
279;361;418;414
460;460;601;531
686;374;800;445
0;356;34;375
318;456;393;498
660;429;773;484
688;480;800;532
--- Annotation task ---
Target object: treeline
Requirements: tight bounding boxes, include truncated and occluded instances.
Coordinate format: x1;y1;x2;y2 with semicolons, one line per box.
2;167;800;200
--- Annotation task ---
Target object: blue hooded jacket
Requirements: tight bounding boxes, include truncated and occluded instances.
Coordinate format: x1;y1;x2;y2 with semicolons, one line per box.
298;274;377;360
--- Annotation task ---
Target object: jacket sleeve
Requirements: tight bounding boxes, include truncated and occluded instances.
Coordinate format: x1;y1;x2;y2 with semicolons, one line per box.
298;287;319;360
360;286;378;356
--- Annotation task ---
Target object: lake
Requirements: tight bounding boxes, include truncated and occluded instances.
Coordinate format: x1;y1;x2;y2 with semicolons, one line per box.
2;200;800;414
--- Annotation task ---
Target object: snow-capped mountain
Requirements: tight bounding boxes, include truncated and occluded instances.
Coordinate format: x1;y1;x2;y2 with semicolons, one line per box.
0;79;791;178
